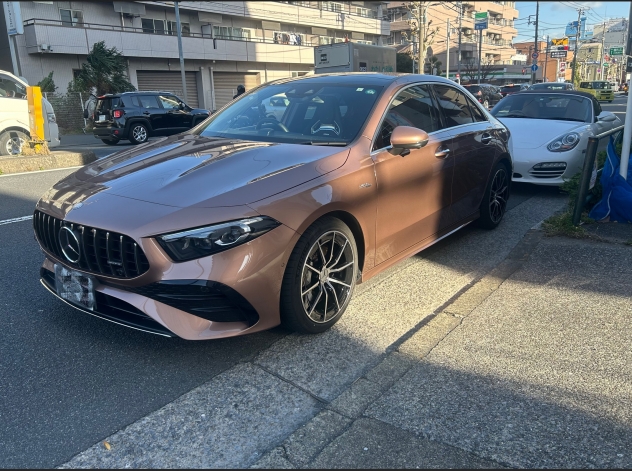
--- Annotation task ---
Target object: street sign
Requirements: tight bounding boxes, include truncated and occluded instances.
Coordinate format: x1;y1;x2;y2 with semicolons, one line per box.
531;64;538;72
610;46;624;56
2;1;23;35
474;11;488;30
551;37;569;49
559;62;566;73
532;52;539;59
550;50;568;59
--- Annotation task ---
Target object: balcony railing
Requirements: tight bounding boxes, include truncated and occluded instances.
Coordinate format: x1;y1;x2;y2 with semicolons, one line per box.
23;18;321;46
281;1;381;19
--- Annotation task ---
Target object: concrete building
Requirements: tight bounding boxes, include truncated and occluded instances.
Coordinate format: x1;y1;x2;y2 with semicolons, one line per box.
387;1;522;83
591;17;628;83
513;40;574;83
0;1;390;110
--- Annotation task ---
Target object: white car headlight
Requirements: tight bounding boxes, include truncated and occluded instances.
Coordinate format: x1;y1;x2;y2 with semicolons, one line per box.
547;132;580;152
47;112;56;123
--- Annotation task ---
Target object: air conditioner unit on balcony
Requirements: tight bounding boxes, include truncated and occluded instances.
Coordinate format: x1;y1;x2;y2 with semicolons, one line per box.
464;28;472;35
39;44;51;52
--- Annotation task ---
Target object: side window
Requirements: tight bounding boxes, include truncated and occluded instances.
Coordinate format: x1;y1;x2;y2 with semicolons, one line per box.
0;75;27;99
372;84;442;151
138;95;160;108
464;94;487;122
432;85;475;128
593;98;602;118
159;95;180;109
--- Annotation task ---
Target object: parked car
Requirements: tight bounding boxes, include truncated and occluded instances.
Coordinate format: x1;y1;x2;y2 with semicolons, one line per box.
491;90;620;186
609;81;619;92
528;82;574;91
463;83;503;109
499;83;529;97
576;81;614;103
35;74;512;340
88;91;210;145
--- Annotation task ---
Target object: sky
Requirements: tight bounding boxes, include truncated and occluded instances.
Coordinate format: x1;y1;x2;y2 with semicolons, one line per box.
513;1;631;43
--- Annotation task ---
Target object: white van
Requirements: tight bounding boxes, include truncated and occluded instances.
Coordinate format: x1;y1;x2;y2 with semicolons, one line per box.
610;81;619;92
0;70;60;155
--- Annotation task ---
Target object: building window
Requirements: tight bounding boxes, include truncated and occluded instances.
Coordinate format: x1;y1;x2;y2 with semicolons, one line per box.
291;71;309;77
322;2;344;13
72;69;81;79
213;26;251;41
168;21;190;36
60;9;83;27
274;31;305;45
319;36;333;45
142;19;190;36
355;40;373;45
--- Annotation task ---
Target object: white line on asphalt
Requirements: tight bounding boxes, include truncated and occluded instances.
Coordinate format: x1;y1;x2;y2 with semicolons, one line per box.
0;215;33;226
0;166;82;178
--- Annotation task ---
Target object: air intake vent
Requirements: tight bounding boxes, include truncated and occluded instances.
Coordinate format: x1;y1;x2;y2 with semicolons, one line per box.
33;210;150;279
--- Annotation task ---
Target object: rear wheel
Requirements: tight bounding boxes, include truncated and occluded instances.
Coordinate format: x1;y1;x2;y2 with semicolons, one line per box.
100;138;119;146
478;162;510;229
0;130;28;156
280;217;358;334
129;123;149;145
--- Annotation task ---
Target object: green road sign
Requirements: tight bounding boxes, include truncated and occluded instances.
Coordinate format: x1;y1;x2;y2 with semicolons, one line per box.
610;46;624;56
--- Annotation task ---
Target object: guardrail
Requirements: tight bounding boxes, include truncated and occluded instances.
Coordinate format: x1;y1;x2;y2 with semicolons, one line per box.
572;124;625;225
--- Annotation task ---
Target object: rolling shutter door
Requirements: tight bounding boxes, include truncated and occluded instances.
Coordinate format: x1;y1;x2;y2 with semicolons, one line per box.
212;72;260;109
136;71;199;108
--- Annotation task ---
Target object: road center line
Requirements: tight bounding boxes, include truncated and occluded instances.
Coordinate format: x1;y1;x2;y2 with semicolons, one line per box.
0;216;34;226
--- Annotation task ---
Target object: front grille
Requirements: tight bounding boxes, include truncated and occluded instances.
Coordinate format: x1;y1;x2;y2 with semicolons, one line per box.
131;280;259;325
528;169;566;179
33;210;150;279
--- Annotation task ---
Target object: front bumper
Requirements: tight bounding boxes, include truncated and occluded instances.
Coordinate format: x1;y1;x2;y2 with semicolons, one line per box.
511;146;585;186
37;223;300;340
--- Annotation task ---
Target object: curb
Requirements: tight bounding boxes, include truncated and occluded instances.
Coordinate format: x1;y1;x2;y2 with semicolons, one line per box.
251;229;545;469
0;151;96;175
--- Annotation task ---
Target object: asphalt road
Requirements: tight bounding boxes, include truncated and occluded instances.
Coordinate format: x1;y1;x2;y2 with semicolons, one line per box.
0;95;626;467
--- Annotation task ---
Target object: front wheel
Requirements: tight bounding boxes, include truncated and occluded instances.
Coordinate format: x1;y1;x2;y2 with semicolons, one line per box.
129;123;149;145
280;217;358;334
478;162;510;229
0;130;28;156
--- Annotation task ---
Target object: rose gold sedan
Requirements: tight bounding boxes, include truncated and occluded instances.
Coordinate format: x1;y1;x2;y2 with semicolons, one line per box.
34;74;512;340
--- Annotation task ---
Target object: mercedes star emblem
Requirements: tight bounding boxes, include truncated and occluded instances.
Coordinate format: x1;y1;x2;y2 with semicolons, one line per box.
59;226;81;263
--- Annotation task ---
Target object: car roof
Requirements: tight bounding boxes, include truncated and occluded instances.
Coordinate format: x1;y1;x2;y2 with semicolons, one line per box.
268;73;459;87
97;91;175;98
511;89;595;100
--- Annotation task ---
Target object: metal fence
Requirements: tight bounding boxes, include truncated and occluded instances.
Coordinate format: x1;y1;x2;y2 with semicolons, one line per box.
43;92;87;133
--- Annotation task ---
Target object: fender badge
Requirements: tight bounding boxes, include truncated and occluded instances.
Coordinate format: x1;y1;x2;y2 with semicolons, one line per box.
359;183;372;188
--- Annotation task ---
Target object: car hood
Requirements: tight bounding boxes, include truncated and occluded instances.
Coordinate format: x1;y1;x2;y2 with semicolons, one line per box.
496;118;587;149
40;134;350;210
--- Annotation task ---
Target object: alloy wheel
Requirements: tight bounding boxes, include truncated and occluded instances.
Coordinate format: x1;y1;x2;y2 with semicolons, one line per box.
300;231;355;323
489;167;509;224
5;134;25;155
132;125;147;142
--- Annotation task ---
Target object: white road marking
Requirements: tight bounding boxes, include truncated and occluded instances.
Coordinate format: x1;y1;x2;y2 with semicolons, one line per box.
0;215;33;226
0;166;82;178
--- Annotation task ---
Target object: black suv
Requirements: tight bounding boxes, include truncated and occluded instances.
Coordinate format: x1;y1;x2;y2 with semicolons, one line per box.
499;83;529;98
462;84;503;109
88;91;210;145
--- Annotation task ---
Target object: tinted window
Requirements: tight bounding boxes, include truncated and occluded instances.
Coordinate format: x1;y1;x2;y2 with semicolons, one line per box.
198;82;384;145
138;95;159;108
159;95;181;109
0;74;27;99
491;93;592;122
464;85;481;94
373;84;442;151
433;85;475;127
501;85;521;93
464;94;487;122
95;97;121;112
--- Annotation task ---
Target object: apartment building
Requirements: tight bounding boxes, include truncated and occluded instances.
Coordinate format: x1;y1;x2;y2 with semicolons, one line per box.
387;1;519;82
513;41;574;83
0;1;390;109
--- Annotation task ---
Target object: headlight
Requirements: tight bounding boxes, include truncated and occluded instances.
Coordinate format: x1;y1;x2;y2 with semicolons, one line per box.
547;132;580;152
156;217;280;262
47;112;56;123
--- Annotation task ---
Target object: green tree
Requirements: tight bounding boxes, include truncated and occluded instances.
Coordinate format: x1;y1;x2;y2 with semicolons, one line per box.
397;53;413;73
71;41;135;94
37;72;57;93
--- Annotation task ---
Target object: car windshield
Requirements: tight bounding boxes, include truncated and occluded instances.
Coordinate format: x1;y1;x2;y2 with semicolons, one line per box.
196;82;385;145
490;93;592;122
531;83;567;90
501;85;522;93
591;82;611;89
464;85;481;93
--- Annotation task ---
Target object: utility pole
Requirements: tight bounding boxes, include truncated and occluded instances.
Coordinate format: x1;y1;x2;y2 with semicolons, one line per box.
599;21;606;80
457;1;462;82
570;8;583;85
618;0;632;180
543;34;548;82
174;1;187;101
446;18;450;80
531;1;539;85
477;27;482;84
419;2;425;74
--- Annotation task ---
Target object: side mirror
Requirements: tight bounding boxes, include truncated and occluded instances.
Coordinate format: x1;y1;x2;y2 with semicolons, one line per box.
83;109;89;119
389;126;429;156
598;112;616;122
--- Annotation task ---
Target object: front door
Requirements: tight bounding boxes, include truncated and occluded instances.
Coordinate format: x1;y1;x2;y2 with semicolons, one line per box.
432;84;497;224
158;95;193;134
372;84;455;266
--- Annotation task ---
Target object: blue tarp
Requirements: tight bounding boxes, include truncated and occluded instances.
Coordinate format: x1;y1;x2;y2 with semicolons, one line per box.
589;135;632;223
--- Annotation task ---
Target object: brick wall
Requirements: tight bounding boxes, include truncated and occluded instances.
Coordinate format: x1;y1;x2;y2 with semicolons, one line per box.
43;92;86;133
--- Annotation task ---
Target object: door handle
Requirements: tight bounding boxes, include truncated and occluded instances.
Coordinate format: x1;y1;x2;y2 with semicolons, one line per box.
435;148;450;159
481;133;492;144
143;111;151;115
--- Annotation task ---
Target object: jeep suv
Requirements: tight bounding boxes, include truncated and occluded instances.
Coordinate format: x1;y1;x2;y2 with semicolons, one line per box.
89;91;210;145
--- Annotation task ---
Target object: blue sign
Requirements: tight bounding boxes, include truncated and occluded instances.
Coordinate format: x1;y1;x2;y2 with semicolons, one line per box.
531;64;539;72
474;12;488;30
474;22;487;30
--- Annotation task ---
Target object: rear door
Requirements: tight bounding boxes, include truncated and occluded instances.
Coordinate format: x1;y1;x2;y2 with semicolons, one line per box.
135;95;166;133
372;83;454;266
432;84;497;225
93;97;121;127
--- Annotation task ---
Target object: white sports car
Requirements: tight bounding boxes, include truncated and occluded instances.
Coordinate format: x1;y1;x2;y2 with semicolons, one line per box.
490;90;621;185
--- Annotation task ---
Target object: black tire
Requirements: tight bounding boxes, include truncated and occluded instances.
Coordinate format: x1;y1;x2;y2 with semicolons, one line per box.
478;161;510;230
128;123;149;145
100;138;119;146
280;217;358;334
0;130;28;156
608;100;613;103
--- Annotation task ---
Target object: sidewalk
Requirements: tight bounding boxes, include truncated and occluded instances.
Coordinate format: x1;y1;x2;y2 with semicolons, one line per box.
58;210;632;469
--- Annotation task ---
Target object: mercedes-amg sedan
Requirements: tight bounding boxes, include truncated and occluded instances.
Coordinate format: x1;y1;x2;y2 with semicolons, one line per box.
34;73;512;340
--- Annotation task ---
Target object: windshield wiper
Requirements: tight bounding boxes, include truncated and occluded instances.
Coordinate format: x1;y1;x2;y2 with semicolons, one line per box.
300;141;348;146
500;114;536;118
541;117;586;122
